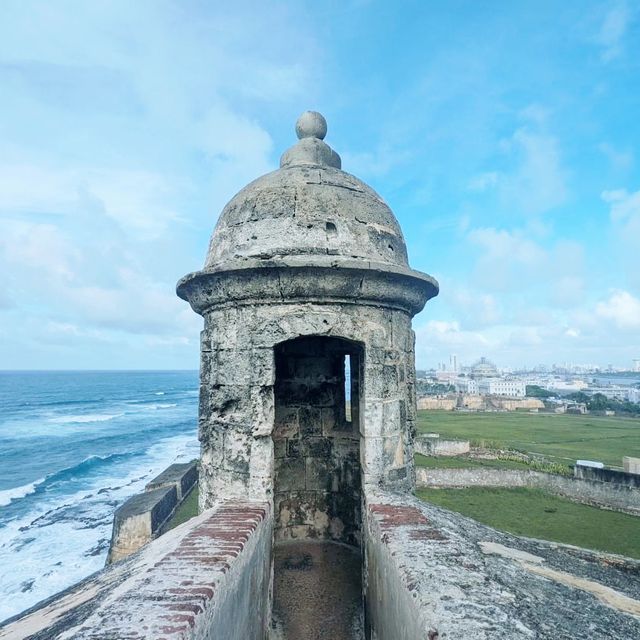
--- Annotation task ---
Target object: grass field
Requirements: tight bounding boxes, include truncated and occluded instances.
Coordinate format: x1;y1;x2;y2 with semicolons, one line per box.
417;410;640;466
417;486;640;559
415;453;532;470
165;486;199;531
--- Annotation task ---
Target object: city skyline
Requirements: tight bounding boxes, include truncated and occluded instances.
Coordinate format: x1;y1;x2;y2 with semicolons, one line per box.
427;354;640;373
1;1;639;370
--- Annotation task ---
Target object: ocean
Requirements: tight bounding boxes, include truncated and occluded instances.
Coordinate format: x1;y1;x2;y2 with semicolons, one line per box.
0;370;200;623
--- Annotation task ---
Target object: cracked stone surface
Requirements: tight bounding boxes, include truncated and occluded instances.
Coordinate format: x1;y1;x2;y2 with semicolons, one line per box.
366;490;640;639
177;113;438;515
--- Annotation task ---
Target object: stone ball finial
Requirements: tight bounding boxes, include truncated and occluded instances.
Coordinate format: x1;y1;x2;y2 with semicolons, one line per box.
295;111;327;140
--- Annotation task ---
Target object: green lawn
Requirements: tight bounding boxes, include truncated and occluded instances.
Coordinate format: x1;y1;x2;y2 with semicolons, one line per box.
418;410;640;466
417;487;640;559
165;486;199;531
415;453;532;471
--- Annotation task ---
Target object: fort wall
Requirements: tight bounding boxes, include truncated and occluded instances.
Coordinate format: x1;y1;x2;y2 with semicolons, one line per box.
414;435;470;457
0;501;271;639
364;490;640;639
106;461;198;563
575;464;640;489
416;468;640;515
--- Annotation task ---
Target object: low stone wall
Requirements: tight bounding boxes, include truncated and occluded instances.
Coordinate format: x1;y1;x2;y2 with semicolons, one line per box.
364;490;640;639
107;460;198;564
575;464;640;489
416;468;640;515
417;397;456;410
146;460;199;500
0;501;272;640
622;456;640;475
415;436;470;457
107;485;178;563
416;396;544;411
625;457;640;474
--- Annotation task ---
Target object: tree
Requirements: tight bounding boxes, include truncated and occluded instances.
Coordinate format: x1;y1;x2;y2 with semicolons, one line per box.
566;391;590;404
587;393;609;411
526;385;553;398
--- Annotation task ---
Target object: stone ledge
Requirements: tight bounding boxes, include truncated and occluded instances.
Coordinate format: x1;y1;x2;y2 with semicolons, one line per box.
0;501;271;640
146;461;198;501
364;490;640;639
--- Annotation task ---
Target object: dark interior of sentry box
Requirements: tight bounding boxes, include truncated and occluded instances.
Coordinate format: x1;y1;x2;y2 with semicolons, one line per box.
271;336;365;639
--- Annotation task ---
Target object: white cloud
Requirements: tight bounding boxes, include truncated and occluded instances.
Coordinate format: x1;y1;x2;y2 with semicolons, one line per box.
466;115;568;216
446;286;502;327
500;126;568;215
602;188;640;286
0;1;324;367
598;142;634;171
597;2;632;62
415;320;495;365
603;188;640;229
467;171;498;192
595;290;640;330
467;227;546;291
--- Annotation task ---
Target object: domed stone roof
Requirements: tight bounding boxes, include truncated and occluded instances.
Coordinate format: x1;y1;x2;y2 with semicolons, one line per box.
177;111;438;316
204;111;409;270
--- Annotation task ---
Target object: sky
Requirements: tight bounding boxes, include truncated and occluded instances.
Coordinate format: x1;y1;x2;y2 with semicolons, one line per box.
0;0;639;371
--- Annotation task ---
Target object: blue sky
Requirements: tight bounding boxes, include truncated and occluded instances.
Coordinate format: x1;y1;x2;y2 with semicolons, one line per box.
1;0;639;370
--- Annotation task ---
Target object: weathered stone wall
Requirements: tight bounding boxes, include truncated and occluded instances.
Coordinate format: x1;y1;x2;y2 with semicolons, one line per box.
364;490;640;639
198;300;417;512
107;485;177;564
625;457;640;475
0;502;271;640
417;396;544;411
417;396;456;410
414;436;470;457
107;460;199;564
273;336;361;545
146;461;198;500
416;468;640;515
575;464;640;489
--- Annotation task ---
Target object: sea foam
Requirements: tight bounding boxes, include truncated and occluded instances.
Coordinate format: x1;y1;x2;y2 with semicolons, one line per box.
0;479;44;507
48;413;123;424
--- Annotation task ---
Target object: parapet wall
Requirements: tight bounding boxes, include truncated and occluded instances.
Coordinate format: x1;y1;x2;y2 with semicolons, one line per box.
107;460;198;564
416;468;640;515
414;436;470;457
0;501;272;640
364;490;640;639
575;464;640;489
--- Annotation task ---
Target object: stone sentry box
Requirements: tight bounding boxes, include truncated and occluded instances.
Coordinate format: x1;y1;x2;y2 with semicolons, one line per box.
177;111;438;546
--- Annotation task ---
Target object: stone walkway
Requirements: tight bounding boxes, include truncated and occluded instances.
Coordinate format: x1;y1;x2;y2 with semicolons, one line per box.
271;541;364;640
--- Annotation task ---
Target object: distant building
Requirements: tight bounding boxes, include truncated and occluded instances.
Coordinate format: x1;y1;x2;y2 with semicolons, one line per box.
627;388;640;404
471;357;498;377
477;378;525;397
454;378;478;394
589;386;628;401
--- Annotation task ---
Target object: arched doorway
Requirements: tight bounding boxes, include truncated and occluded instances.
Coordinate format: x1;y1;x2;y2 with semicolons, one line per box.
271;336;365;639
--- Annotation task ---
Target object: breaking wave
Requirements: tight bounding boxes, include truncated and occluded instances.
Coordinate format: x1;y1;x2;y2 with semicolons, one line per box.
0;479;44;507
48;413;123;424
